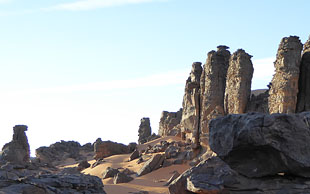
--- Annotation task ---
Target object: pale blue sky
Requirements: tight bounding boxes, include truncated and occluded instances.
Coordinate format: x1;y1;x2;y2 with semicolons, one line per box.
0;0;309;155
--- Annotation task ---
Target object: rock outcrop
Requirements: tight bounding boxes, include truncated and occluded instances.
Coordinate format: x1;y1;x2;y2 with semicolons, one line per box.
158;109;182;137
246;89;269;113
94;139;130;160
138;118;152;144
35;140;93;166
268;36;303;114
224;49;253;114
209;112;310;178
180;62;202;147
0;125;30;164
297;36;310;112
137;153;165;176
199;46;230;148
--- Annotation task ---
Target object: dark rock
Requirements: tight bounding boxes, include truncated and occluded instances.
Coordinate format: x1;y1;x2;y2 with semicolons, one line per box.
121;168;135;175
209;112;310;178
158;109;182;137
91;159;106;168
0;125;30;164
137;157;143;164
102;167;119;179
137;153;165;176
162;159;173;168
138;118;152;144
129;149;140;161
164;171;180;186
94;139;129;160
128;142;138;153
246;89;269;113
165;145;180;159
113;172;133;184
77;160;90;171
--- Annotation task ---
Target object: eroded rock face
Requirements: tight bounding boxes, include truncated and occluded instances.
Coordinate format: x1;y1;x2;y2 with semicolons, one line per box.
246;89;269;113
297;37;310;112
269;36;303;114
199;46;231;148
180;62;202;148
158;109;182;137
137;153;165;176
138;118;152;144
0;125;30;164
224;49;253;115
209;112;310;178
94;139;129;160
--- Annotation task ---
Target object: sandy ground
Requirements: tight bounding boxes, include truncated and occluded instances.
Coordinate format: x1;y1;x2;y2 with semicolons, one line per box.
80;136;190;194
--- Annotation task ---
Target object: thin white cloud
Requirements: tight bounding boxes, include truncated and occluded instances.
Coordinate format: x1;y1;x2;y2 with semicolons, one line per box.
45;0;163;11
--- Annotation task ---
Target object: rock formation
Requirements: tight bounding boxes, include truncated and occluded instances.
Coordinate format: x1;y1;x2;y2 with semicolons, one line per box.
138;117;152;144
158;109;182;137
268;36;303;113
180;62;202;147
297;36;310;112
94;138;130;160
209;112;310;178
0;125;30;164
199;46;230;148
246;89;269;113
224;49;254;114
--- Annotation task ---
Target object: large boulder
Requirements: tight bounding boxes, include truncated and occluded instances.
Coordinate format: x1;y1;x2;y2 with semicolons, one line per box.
138;118;152;144
170;157;310;194
209;112;310;178
0;125;30;164
158;109;182;137
113;172;133;184
137;153;164;176
268;36;303;114
94;139;129;160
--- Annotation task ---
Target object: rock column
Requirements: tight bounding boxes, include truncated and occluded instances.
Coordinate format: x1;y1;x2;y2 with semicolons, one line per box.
224;49;254;114
268;36;303;114
180;62;202;147
138;118;152;144
296;37;310;112
199;46;230;148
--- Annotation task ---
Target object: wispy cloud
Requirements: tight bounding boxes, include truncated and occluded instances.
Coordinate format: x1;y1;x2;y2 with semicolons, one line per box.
45;0;164;11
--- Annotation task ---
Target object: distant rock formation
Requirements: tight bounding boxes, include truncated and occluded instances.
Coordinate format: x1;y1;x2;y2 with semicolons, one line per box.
297;36;310;112
35;140;93;166
0;125;30;164
180;62;202;147
199;46;230;148
94;138;131;160
158;108;182;137
246;89;269;113
138;118;152;144
224;49;253;114
269;36;303;113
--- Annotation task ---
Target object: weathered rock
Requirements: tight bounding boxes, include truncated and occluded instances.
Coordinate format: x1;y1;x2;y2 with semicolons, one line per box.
145;133;160;142
94;139;129;160
180;62;202;148
113;172;133;184
77;160;90;171
35;140;91;166
165;145;180;159
129;149;140;161
199;46;231;148
209;112;310;178
224;49;253;114
0;125;30;164
246;89;269;113
128;142;138;153
102;167;119;179
269;36;303;113
165;171;180;186
158;109;182;137
138;118;152;144
137;153;164;176
297;36;310;112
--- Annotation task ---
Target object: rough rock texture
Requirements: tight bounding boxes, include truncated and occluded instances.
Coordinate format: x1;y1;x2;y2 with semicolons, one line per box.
102;167;120;179
199;46;231;148
138;118;152;144
297;37;310;112
246;89;269;113
180;62;202;148
269;36;303;114
35;140;92;166
158;109;182;137
209;112;310;178
0;125;30;164
94;139;129;160
129;149;140;161
224;49;254;114
170;157;310;194
165;171;180;186
137;153;164;176
113;172;133;184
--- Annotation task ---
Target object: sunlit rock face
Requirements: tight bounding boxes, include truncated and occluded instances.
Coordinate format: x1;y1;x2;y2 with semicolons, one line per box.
224;49;254;114
199;46;230;149
180;62;202;148
268;36;303;114
158;108;182;137
297;36;310;112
